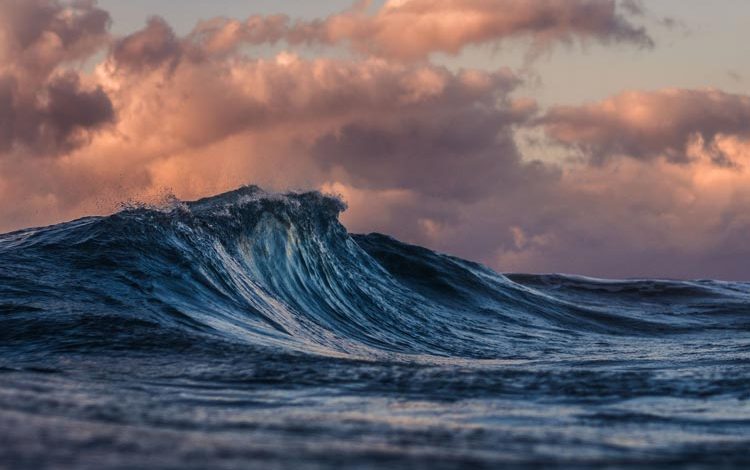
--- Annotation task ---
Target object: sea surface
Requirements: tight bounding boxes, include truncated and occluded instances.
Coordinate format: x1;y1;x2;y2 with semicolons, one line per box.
1;186;749;469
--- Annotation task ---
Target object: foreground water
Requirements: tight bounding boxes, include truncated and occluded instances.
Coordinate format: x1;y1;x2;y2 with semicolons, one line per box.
1;186;748;468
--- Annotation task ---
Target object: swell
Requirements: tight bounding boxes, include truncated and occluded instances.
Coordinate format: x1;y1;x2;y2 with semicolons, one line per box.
1;186;748;359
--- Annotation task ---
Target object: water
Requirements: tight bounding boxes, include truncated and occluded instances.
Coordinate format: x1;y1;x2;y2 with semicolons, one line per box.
1;186;748;468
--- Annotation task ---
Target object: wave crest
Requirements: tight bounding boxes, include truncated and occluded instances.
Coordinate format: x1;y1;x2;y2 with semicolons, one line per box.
2;186;748;359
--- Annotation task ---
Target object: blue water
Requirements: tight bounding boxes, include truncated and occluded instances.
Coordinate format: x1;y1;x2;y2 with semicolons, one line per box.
1;186;749;468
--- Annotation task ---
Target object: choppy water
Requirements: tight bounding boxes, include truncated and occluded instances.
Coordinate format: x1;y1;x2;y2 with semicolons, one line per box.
1;186;749;469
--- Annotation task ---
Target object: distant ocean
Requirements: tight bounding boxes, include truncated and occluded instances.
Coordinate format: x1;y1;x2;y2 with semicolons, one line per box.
1;186;749;469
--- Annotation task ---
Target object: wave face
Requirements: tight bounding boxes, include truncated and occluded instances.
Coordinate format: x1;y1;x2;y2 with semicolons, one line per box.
1;186;749;469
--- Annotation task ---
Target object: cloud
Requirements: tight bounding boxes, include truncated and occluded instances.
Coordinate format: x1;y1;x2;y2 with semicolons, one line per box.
0;71;114;155
185;0;652;60
540;88;750;165
0;0;110;74
188;14;289;56
0;0;113;156
105;34;528;151
491;151;750;279
1;4;547;236
308;70;540;202
111;16;182;72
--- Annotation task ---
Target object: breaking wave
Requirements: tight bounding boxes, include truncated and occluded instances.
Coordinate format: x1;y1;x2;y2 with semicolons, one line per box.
2;186;748;360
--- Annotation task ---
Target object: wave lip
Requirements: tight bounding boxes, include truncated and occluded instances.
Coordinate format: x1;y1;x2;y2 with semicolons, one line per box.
1;186;748;359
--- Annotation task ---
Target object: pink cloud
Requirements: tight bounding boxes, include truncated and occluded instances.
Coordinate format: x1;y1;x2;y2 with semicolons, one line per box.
0;0;113;156
540;88;750;165
0;0;110;74
0;4;542;235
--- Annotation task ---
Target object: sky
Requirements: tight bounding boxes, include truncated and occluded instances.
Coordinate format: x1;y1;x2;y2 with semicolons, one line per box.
1;0;750;279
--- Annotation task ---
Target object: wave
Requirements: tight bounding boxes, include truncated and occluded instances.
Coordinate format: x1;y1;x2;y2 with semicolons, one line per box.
1;186;749;359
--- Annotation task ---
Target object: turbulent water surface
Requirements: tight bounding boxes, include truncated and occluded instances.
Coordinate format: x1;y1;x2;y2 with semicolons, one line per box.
1;186;749;469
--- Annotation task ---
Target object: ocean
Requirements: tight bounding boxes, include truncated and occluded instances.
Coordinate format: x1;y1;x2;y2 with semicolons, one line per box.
1;186;749;468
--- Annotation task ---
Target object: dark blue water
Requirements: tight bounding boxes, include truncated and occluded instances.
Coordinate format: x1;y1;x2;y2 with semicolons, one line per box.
1;186;749;469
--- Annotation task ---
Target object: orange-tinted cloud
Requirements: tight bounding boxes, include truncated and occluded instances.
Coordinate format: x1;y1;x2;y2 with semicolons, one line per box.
0;0;113;155
0;3;544;235
540;89;750;165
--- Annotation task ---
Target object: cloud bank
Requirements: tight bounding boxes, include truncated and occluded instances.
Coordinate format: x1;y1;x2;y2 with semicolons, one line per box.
2;0;750;279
